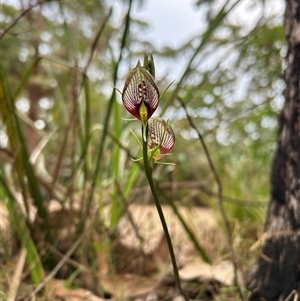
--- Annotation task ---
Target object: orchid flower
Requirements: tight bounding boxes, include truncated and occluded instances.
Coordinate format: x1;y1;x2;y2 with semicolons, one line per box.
122;61;159;124
147;117;175;163
121;56;175;163
119;56;187;299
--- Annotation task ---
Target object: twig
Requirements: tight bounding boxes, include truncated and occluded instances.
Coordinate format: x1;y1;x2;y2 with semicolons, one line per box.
0;0;59;40
7;248;27;301
48;245;92;274
50;125;70;196
69;65;80;216
284;290;299;301
83;8;113;74
115;180;145;245
30;130;57;164
250;230;300;251
178;97;245;300
158;181;267;207
25;226;91;301
127;181;267;207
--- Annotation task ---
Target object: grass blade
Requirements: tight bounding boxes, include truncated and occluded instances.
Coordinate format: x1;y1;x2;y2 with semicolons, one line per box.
0;63;51;241
85;0;133;218
0;169;44;284
162;0;241;112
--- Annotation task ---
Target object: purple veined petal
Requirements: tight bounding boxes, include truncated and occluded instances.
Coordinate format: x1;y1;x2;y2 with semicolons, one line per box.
147;117;175;160
122;62;160;121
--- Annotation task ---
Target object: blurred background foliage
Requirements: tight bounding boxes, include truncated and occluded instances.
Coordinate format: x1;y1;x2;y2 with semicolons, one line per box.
0;0;285;294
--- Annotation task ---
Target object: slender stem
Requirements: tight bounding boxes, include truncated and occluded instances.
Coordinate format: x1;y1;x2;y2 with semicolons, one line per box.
142;125;189;301
178;97;245;300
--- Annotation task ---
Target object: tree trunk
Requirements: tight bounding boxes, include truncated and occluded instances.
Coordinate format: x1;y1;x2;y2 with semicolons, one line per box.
248;0;300;300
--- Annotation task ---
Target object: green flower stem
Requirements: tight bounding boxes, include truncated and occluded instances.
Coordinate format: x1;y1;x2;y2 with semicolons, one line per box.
142;125;189;301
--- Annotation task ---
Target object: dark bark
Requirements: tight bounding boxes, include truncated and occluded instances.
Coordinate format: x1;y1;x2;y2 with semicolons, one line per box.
248;0;300;300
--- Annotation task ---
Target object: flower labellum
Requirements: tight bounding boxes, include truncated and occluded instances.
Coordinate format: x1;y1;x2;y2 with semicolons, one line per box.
147;117;175;161
122;61;160;123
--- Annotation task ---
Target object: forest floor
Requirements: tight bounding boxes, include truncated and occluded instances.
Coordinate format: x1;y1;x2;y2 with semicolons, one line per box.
0;202;263;300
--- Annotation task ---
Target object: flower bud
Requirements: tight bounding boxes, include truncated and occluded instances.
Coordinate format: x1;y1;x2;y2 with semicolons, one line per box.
143;54;156;79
